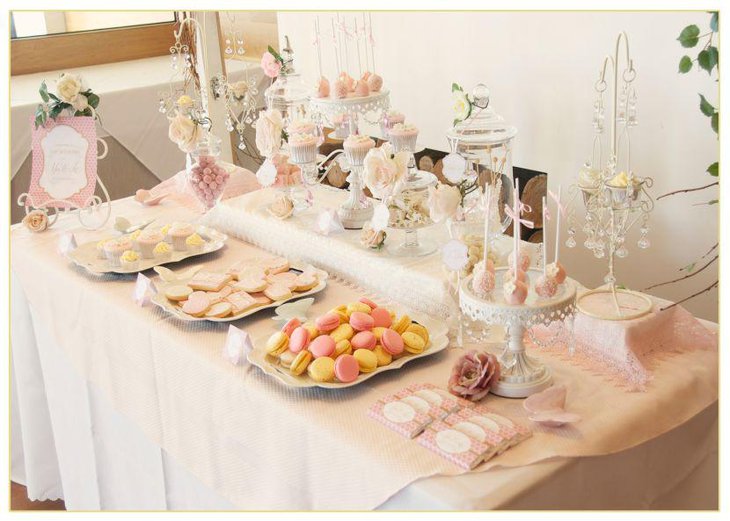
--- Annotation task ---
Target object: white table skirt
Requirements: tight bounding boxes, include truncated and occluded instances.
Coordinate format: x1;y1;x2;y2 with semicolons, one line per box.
11;272;717;510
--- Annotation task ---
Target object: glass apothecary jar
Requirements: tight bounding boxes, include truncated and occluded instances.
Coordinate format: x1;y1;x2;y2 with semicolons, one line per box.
446;84;517;234
387;170;438;257
187;133;229;211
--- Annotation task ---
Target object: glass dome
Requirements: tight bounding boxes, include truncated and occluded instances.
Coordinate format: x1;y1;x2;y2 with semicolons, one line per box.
263;37;309;125
446;84;517;235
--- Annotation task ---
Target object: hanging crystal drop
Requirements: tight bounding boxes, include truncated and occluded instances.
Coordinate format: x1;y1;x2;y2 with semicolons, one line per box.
171;54;178;71
237;138;246;151
566;236;577;248
225;115;234;132
604;272;616;284
594;247;605;259
615;246;629;258
225;46;233;55
638;236;651;249
158;99;166;113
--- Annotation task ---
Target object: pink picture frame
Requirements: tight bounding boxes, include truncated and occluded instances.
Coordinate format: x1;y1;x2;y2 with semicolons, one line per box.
29;116;98;209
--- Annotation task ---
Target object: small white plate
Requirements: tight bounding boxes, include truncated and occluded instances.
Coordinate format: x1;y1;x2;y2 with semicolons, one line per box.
68;225;227;275
247;310;449;389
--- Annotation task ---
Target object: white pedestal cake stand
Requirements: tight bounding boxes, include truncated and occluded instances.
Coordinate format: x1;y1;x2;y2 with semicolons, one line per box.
459;267;577;398
309;90;391;131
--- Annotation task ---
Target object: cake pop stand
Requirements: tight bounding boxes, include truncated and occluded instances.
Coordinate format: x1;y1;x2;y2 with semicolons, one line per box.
309;90;390;132
459;267;577;398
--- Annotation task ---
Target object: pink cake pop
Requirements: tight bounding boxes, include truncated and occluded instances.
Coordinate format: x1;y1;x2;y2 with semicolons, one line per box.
547;186;568;284
535;275;558;298
471;261;495;297
505;268;528;284
316;76;330;98
339;72;355;92
354;79;370;97
333;79;348;99
547;261;567;284
503;178;528;305
361;71;371;82
367;73;383;92
503;278;528;305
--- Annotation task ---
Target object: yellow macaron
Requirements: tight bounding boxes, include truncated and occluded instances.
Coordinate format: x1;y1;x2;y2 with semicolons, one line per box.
354;348;378;373
346;302;371;317
329;309;349;324
302;322;320;340
373;345;393;367
330;323;355;343
290;350;312;376
308;356;335;382
402;331;426;354
334;339;353;358
372;327;387;341
392;314;412;334
406;323;429;345
265;331;289;356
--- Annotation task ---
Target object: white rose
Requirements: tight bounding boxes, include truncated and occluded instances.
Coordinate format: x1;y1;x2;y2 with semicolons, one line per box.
255;109;284;158
168;113;202;153
57;74;82;103
69;94;88;112
230;81;248;99
452;90;471;121
442;153;467;184
428;183;462;223
363;143;409;199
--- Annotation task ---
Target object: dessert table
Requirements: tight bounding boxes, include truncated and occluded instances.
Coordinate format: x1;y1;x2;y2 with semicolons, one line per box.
10;190;718;510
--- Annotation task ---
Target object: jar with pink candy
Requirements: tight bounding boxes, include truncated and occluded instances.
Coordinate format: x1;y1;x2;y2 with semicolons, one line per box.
187;133;230;210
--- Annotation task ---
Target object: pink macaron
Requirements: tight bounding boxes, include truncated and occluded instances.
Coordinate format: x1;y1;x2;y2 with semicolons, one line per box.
315;312;341;332
349;311;374;331
334;354;360;383
309;335;335;358
381;328;404;355
358;297;378;310
370;307;392;328
351;331;376;350
289;326;310;353
281;317;301;336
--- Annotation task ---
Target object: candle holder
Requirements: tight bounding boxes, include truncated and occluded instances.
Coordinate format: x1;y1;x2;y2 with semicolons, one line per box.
567;32;654;321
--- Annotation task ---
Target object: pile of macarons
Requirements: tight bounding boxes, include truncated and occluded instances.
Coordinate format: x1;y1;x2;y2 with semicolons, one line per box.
264;296;430;384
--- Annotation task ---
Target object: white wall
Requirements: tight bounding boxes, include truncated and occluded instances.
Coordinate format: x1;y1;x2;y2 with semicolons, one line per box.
278;11;719;321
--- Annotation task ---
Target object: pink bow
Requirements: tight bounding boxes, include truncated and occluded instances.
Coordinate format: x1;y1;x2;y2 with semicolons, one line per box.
337;20;352;38
548;189;567;217
504;204;534;229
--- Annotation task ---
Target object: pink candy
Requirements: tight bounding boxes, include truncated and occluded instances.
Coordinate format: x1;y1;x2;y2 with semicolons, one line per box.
188;156;229;210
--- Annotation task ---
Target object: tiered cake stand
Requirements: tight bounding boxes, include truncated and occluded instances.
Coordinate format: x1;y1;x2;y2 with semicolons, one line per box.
460;268;577;398
309;90;391;133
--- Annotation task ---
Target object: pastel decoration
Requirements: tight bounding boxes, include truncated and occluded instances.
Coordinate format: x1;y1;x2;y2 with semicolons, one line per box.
133;273;156;307
58;232;77;256
222;325;253;366
442;239;469;272
314;208;345;236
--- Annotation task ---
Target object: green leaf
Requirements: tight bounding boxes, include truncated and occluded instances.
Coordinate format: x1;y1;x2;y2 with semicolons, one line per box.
699;94;715;116
34;104;47;128
451;82;463;93
698;47;718;74
39;81;49;102
267;45;284;64
47;92;59;102
86;92;100;109
678;55;693;73
49;103;63;119
710;12;718;32
707;162;718;177
677;24;700;47
707;199;718;205
681;262;696;273
711;113;718;134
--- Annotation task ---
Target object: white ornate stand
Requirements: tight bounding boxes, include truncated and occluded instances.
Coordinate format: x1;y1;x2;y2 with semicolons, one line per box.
460;268;577;398
338;163;373;229
309;90;390;134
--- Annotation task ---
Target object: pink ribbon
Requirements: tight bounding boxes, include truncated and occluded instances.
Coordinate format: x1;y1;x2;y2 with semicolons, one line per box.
504;204;534;229
548;189;567;217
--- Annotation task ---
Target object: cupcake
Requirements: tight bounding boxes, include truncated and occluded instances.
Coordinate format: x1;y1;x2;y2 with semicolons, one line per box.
343;134;375;166
96;238;110;259
103;237;134;267
127;229;142;249
381;109;405;136
169;222;195;251
153;241;172;262
137;229;165;259
287;119;316;137
185;233;205;253
160;223;171;239
388;123;419;152
288;133;318;164
120;249;140;270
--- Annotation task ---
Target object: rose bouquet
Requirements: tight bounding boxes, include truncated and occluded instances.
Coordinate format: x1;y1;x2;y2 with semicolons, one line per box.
35;73;100;128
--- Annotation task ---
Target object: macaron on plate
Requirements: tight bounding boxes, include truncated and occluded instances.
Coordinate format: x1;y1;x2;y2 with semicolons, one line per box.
247;300;449;389
151;262;329;323
68;224;228;275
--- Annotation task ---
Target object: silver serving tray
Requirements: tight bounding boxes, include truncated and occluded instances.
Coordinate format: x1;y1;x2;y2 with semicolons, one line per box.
68;225;227;275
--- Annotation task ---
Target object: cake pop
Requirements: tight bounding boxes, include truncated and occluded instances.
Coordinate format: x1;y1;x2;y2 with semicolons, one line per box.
471;262;495;297
505;268;528;284
546;261;567;284
535;275;558;298
339;72;355;92
367;73;383;92
316;76;330;98
354;79;370;97
361;71;371;82
503;278;528;305
333;79;348;99
503;178;529;305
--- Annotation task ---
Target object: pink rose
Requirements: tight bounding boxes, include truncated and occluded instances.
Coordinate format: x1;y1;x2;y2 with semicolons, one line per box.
261;51;282;79
448;350;500;402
